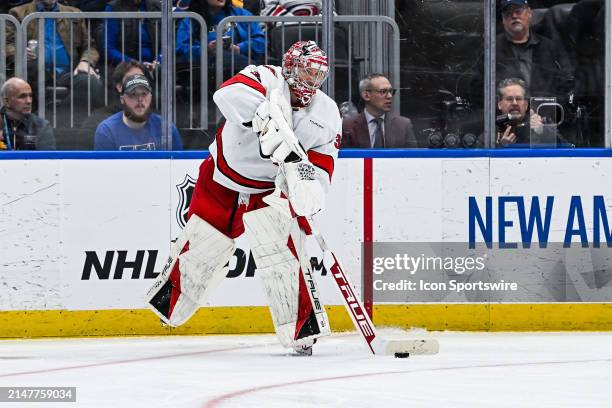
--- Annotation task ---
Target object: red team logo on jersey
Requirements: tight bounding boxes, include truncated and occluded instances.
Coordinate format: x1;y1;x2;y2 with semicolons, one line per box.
334;133;342;149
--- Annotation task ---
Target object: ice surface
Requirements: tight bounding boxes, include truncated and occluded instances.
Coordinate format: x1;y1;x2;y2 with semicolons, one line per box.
1;330;611;407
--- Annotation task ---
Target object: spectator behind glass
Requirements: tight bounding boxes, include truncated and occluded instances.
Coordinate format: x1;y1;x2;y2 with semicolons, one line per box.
102;0;161;70
176;0;265;73
0;77;56;150
497;0;573;98
495;77;544;147
1;1;29;14
82;60;149;134
59;0;107;11
173;0;252;11
6;0;104;125
94;74;182;150
341;73;417;148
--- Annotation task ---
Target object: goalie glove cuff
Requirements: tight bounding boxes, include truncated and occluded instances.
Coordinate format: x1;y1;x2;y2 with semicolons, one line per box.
283;161;324;217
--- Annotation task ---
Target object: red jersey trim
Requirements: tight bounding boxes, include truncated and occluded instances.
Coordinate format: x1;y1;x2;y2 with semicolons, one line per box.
262;65;278;77
215;125;276;190
219;73;266;96
307;150;335;181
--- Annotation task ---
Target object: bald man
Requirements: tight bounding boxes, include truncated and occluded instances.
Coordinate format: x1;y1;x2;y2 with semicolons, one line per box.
0;77;55;150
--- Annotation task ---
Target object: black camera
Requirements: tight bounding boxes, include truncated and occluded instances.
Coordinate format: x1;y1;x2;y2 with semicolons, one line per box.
495;113;522;131
424;94;479;148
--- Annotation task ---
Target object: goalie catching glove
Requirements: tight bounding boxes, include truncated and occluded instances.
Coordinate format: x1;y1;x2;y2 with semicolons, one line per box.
279;160;324;217
252;99;306;163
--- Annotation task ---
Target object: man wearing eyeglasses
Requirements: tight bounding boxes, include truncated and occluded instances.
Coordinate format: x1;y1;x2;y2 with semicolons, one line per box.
341;73;416;148
496;78;543;146
496;0;572;98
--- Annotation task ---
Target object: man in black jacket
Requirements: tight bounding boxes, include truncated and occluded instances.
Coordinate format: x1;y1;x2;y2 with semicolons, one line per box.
497;0;573;98
0;77;55;150
495;77;542;146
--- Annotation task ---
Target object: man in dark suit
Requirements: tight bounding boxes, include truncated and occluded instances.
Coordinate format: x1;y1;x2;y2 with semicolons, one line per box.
341;73;417;148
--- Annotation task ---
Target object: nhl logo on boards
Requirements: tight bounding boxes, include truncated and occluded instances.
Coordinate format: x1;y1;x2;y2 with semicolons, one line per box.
176;174;197;229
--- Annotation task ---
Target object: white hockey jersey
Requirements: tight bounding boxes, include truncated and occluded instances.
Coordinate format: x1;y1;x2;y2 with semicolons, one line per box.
211;64;342;194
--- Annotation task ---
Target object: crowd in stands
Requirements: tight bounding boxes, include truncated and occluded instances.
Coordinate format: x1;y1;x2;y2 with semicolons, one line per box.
0;0;607;150
102;0;162;69
6;0;105;127
175;0;266;83
0;0;327;150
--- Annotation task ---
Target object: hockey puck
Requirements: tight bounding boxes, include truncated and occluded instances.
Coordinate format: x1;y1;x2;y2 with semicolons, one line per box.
394;352;410;358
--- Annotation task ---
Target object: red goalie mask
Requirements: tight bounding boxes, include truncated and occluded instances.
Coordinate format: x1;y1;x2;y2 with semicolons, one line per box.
282;41;329;107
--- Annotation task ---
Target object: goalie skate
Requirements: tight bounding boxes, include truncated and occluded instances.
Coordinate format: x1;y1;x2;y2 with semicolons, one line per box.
293;338;316;356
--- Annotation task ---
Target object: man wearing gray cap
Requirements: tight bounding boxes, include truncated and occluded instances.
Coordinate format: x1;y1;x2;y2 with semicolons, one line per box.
496;0;572;98
94;74;183;150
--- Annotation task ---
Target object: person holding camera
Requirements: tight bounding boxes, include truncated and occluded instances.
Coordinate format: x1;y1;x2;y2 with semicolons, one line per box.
0;77;56;150
341;73;417;148
495;78;543;147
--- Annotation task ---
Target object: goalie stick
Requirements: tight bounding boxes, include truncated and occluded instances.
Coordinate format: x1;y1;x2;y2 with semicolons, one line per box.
273;165;438;356
268;87;438;356
308;223;439;356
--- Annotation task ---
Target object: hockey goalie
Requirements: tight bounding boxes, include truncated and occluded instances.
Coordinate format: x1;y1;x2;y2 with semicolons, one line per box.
145;41;342;356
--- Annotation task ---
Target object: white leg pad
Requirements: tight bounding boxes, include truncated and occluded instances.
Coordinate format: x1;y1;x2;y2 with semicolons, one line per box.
243;205;330;348
145;214;234;326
